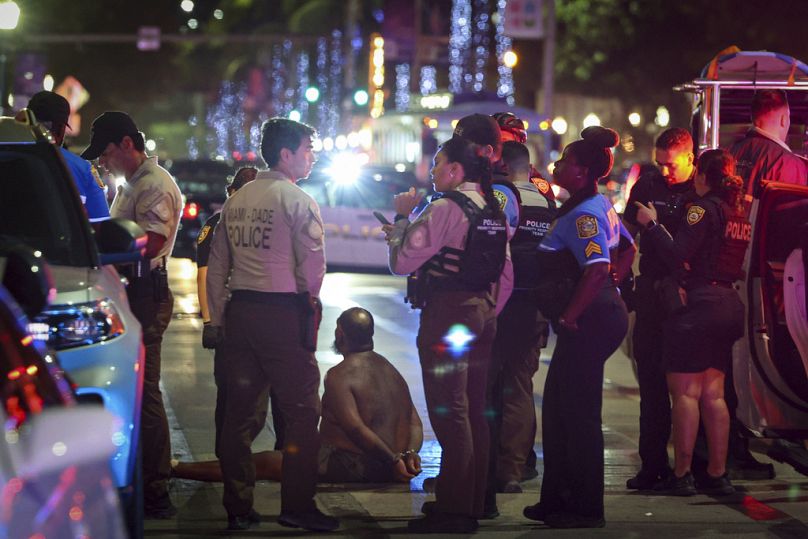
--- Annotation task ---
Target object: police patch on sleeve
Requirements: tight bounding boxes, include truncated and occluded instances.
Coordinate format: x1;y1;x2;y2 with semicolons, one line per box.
197;225;211;245
576;215;598;239
407;227;427;249
531;177;551;195
494;189;508;211
687;206;706;226
90;165;105;189
307;220;324;240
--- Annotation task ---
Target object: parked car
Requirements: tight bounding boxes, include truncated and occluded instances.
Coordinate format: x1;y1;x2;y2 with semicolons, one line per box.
0;110;147;532
0;245;125;539
167;158;233;260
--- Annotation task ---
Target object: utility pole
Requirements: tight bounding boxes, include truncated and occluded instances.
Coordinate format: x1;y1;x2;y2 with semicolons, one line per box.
542;0;555;167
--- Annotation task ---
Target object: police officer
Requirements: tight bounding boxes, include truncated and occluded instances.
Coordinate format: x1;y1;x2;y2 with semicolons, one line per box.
27;91;110;224
386;135;510;534
205;118;338;533
634;149;749;496
197;166;268;461
486;140;556;501
523;126;634;529
81;111;183;518
622;127;700;489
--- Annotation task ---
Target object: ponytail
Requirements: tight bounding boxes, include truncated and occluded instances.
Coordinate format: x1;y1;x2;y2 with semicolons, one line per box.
439;135;501;217
720;174;744;214
477;154;502;218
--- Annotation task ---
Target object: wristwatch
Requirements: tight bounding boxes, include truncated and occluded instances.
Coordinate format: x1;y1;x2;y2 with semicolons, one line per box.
645;219;658;230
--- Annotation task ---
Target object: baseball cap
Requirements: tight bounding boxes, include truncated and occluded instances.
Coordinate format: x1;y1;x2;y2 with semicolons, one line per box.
80;111;140;160
493;111;527;144
453;113;502;149
28;91;71;129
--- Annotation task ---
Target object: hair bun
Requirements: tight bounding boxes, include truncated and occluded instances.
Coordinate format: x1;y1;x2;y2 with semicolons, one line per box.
581;126;619;149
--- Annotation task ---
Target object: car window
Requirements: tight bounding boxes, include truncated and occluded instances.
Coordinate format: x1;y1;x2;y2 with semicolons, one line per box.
0;144;94;267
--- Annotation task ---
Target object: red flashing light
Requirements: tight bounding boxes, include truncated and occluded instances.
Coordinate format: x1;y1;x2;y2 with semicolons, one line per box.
232;151;243;161
183;202;199;220
246;151;257;161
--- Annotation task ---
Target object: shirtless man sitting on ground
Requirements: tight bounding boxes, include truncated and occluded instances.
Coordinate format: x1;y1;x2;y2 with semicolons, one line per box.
173;307;423;483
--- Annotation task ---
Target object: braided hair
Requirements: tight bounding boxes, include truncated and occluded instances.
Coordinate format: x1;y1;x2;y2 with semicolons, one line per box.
439;135;502;217
697;148;744;214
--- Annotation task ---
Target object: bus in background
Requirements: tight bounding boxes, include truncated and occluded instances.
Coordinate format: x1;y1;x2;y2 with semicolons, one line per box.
299;153;418;270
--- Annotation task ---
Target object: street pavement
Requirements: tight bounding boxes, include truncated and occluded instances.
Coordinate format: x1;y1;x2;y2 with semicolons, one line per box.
145;259;808;538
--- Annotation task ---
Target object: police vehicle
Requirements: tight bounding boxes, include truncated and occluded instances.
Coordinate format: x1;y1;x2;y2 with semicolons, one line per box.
298;154;418;270
675;50;808;465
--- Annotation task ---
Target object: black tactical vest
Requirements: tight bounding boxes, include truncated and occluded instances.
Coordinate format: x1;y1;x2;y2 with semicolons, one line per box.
422;190;508;291
511;200;557;289
693;196;751;285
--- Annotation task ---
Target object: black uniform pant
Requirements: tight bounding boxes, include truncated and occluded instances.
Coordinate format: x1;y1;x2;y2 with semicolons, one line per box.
220;294;321;517
539;287;627;519
417;290;496;518
213;345;271;459
484;290;543;506
632;275;672;475
128;283;174;510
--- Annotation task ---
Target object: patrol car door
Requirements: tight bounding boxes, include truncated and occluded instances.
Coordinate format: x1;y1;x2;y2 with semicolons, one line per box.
735;182;808;438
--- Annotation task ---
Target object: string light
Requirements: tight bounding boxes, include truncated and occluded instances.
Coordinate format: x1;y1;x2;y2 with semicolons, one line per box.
449;0;472;94
495;0;515;105
395;63;410;112
420;65;437;96
297;51;310;119
472;1;490;93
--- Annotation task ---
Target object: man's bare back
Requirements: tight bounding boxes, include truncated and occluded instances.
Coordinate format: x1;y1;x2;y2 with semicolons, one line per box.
321;350;418;455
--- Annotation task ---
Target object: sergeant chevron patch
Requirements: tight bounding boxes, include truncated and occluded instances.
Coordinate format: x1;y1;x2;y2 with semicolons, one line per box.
584;240;603;258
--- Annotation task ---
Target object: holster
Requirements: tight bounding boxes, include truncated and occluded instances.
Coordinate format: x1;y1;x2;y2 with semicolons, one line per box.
655;275;687;317
297;292;322;352
405;273;428;309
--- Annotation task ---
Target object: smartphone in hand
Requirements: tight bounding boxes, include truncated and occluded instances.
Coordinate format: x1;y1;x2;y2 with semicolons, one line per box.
373;211;391;225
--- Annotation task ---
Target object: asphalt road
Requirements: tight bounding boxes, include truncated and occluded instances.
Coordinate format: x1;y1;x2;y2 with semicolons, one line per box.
145;258;808;538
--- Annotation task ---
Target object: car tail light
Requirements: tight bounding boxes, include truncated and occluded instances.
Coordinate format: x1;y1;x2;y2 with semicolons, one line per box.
183;202;199;219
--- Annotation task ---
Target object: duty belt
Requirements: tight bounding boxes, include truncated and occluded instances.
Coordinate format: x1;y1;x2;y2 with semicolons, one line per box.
230;290;299;307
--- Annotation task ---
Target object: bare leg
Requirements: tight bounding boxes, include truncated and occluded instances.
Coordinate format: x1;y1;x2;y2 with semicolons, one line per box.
667;372;703;477
699;368;729;478
172;450;283;482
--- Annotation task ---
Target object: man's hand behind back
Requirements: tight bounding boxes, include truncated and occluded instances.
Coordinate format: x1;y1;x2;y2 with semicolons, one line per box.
392;451;422;482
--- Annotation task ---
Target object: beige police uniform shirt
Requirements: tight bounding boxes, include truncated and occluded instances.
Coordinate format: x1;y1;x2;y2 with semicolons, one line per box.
110;156;183;270
387;182;513;314
206;170;326;326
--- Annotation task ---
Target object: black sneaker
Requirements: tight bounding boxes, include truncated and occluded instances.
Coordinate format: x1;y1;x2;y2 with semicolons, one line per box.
407;513;478;534
544;512;605;529
278;509;339;532
498;480;523;493
226;514;254;531
523;502;549;522
521;465;539;481
767;439;808;476
655;472;697;496
698;473;735;496
421;476;437;492
626;469;668;490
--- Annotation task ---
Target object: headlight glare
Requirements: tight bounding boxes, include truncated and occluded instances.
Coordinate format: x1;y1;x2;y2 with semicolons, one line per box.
28;299;125;349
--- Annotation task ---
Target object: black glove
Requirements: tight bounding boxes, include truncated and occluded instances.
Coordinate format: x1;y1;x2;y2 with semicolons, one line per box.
202;322;223;349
